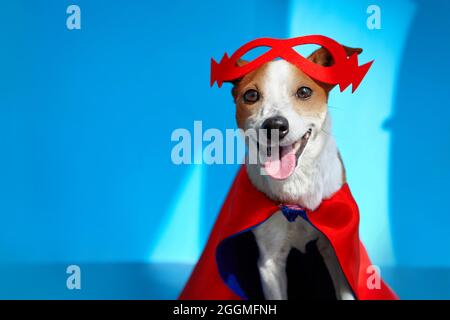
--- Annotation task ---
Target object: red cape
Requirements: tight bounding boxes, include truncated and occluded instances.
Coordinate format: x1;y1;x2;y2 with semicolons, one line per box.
180;166;398;300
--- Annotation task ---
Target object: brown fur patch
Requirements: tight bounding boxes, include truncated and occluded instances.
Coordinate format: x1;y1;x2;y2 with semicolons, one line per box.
284;63;329;116
233;63;270;129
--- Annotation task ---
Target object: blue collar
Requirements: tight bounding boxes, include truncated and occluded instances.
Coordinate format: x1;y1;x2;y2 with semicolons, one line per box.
279;204;308;222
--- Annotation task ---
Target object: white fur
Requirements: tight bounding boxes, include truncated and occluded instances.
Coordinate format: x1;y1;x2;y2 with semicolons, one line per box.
243;60;354;299
245;61;343;211
252;212;354;300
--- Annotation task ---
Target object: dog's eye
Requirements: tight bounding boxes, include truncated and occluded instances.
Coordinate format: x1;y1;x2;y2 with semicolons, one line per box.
243;89;260;104
296;86;313;100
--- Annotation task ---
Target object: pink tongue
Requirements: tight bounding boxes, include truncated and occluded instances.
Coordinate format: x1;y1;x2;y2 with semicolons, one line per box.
263;145;296;180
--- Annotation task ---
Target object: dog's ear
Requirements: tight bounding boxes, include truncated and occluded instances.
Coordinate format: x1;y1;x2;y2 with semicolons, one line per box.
307;46;362;66
307;45;362;91
235;58;248;67
231;59;248;85
231;59;249;99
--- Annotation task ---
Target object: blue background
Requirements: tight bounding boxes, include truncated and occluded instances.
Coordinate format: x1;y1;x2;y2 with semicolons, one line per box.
0;0;449;299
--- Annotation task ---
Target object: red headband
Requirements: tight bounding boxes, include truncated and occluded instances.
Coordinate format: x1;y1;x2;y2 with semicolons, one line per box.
210;35;373;93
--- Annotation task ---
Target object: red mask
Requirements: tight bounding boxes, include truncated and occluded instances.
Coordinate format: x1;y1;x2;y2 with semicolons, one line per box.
210;35;374;93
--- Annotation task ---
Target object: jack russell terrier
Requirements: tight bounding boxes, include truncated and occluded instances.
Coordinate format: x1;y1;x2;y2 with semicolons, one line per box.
233;46;360;300
180;39;397;300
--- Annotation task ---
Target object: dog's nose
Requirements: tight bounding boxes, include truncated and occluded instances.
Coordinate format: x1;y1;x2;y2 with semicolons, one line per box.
261;116;289;140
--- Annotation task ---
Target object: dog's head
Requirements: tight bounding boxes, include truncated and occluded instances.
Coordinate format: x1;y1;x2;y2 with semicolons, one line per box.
232;45;362;181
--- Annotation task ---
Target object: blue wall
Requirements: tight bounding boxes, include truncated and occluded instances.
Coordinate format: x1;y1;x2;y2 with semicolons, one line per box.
389;0;450;267
290;0;416;267
0;0;288;263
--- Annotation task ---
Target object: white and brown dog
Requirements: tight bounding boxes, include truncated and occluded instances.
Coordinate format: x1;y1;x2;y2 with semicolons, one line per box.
231;46;363;300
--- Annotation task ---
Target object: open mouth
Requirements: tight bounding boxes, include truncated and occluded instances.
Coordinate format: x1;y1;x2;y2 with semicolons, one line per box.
263;128;312;180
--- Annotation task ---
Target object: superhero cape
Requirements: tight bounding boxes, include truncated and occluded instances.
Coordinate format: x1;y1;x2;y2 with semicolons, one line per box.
179;166;398;300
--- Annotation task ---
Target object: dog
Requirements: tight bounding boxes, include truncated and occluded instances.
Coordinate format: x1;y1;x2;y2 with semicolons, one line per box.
230;45;363;300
